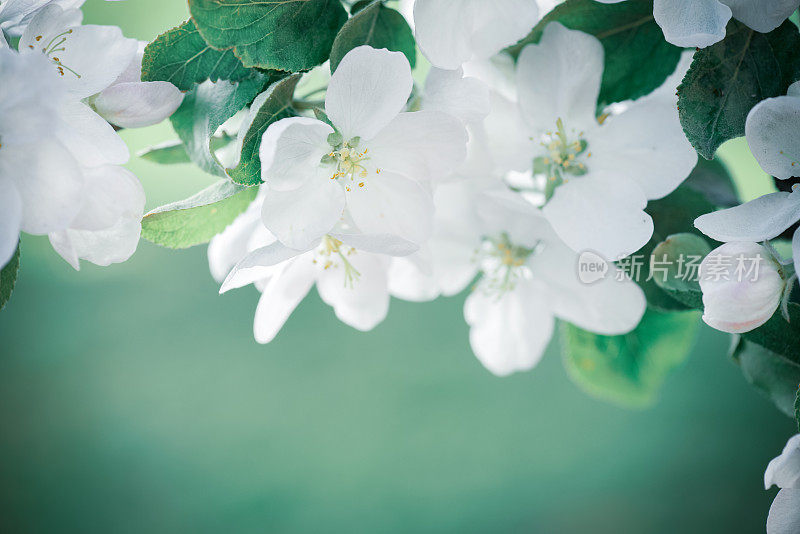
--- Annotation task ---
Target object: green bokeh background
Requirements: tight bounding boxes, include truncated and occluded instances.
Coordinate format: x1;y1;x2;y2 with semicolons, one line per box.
0;1;794;532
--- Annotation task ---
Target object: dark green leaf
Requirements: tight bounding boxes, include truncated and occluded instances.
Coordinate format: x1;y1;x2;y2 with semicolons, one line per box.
508;0;682;105
189;0;348;72
141;19;255;91
228;74;301;186
329;1;415;72
170;74;270;177
562;310;700;408
731;337;800;418
632;181;719;312
141;180;259;249
677;20;800;159
795;386;800;432
0;244;20;311
743;303;800;367
681;157;739;208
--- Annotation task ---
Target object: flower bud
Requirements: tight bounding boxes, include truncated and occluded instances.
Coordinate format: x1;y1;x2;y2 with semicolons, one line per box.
699;242;786;334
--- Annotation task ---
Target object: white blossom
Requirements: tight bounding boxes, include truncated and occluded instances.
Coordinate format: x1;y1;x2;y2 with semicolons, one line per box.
491;23;696;260
698;242;788;333
258;46;467;251
411;0;539;70
598;0;800;48
765;435;800;534
210;192;413;343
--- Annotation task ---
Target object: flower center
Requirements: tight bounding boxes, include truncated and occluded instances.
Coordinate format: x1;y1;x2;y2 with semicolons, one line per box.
312;235;361;288
321;133;380;192
533;118;590;200
27;30;81;78
475;234;536;296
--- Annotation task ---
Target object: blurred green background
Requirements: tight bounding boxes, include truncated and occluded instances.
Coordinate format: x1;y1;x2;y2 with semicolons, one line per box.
0;1;794;532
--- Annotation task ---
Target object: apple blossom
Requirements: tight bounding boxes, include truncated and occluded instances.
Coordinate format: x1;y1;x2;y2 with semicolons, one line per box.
411;0;539;70
746;81;800;181
698;242;790;334
490;23;696;260
695;187;800;296
48;165;145;269
464;190;646;376
92;41;184;129
598;0;800;48
765;435;800;534
0;47;84;268
211;192;419;343
258;45;467;251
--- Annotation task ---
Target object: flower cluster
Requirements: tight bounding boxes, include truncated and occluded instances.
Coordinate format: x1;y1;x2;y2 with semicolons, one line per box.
0;0;182;270
3;1;800;530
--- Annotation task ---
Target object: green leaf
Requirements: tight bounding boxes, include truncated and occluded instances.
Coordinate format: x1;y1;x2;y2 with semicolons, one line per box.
681;157;739;208
188;0;348;72
141;19;255;91
228;74;301;186
743;303;800;367
632;181;719;312
141;181;259;249
562;310;701;408
678;19;800;159
650;233;711;294
138;136;236;166
731;337;800;419
329;1;415;72
170;74;270;177
795;386;800;432
507;0;682;105
138;140;191;165
0;244;20;311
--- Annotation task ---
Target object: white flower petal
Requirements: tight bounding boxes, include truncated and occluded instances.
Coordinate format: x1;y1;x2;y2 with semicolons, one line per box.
422;67;491;124
21;5;138;98
543;174;653;260
253;258;317;344
316;251;390;331
49;214;142;270
368;110;468;183
745;93;800;180
767;489;800;534
221;241;312;293
330;231;419;256
532;236;646;334
68;165;143;232
699;242;784;334
0;178;21;268
723;0;800;33
94;81;183;128
413;0;538;69
765;434;800;490
325;46;412;140
58;101;129;166
695;190;800;242
345;171;434;246
208;197;267;283
517;22;603;132
260;117;333;191
261;177;345;250
653;0;731;48
7;137;84;235
589;97;697;200
794;227;800;285
464;280;554;377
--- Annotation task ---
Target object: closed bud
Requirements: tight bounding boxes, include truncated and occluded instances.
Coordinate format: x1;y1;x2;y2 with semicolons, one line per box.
699;242;786;334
